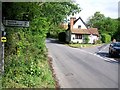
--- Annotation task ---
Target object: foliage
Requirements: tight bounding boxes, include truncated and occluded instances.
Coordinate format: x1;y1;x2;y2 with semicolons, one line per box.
3;19;55;88
113;18;120;41
96;39;102;44
87;12;118;41
84;35;90;44
87;12;105;27
49;26;65;38
58;32;66;42
101;33;111;43
2;1;80;88
69;41;74;44
3;54;55;88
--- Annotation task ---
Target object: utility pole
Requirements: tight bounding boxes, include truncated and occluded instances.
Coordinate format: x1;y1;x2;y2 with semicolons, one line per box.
1;23;5;74
0;11;6;75
1;38;4;74
0;1;3;75
0;2;3;89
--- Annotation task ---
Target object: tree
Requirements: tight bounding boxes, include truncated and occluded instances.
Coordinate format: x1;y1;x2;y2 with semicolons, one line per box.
87;12;118;41
112;18;120;41
101;33;111;43
87;12;105;28
2;2;81;88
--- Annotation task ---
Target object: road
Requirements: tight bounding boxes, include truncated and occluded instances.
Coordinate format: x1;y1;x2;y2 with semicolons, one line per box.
46;38;118;88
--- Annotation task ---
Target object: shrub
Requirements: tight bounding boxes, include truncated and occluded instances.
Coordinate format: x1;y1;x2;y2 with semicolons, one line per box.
96;39;102;44
58;32;66;42
3;17;55;88
84;35;90;43
69;41;73;44
101;33;111;43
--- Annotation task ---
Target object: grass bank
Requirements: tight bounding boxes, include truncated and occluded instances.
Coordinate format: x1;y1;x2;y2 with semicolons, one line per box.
2;51;55;88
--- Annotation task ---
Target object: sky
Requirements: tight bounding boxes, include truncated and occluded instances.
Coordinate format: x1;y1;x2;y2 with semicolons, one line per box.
71;0;119;22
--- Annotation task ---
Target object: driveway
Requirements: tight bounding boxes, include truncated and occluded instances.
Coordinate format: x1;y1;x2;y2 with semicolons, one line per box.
46;38;118;88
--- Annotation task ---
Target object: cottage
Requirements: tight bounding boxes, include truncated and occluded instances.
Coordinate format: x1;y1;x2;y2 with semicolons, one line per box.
66;17;99;44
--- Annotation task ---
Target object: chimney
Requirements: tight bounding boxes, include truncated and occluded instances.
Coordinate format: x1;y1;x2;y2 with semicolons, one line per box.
70;17;76;30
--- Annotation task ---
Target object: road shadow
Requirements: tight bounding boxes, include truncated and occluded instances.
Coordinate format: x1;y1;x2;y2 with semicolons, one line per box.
46;38;65;44
97;44;108;51
96;52;109;58
96;51;120;63
113;58;120;63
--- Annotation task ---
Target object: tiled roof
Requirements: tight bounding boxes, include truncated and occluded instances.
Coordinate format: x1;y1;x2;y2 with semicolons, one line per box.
88;28;99;36
71;28;99;36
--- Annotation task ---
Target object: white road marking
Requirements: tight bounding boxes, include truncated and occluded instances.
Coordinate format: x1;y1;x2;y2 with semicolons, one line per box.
94;54;118;62
79;49;118;63
98;44;110;52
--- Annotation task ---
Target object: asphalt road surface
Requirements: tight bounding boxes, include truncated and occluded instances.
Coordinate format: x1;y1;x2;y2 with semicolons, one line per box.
46;38;118;88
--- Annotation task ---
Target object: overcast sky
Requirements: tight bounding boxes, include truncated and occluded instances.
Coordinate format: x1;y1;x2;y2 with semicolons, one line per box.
72;0;119;22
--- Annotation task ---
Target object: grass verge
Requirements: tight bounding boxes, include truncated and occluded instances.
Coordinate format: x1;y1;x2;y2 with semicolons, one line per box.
2;50;56;88
67;43;102;48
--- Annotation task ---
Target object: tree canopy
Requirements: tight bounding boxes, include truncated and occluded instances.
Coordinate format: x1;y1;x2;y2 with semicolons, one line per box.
2;2;80;23
87;12;119;41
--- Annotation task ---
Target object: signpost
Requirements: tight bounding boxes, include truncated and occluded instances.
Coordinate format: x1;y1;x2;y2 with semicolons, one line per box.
1;23;5;74
3;20;29;27
1;20;29;74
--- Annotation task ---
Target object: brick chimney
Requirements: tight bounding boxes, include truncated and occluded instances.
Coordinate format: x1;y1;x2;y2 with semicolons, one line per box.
70;17;76;30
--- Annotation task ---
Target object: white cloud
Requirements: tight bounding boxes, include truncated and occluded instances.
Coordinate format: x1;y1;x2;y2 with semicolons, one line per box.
73;0;119;22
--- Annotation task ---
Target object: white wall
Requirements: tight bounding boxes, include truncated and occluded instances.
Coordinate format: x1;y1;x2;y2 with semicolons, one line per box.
88;34;98;44
73;19;87;29
70;34;99;44
71;34;83;43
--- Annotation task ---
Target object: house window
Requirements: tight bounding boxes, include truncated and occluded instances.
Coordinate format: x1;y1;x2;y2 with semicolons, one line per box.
78;25;81;29
75;34;82;39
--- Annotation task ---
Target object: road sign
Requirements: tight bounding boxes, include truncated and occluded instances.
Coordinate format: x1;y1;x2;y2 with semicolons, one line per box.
3;20;29;27
1;37;7;43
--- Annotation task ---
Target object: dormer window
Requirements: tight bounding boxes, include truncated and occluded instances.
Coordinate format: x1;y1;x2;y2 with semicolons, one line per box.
78;25;81;29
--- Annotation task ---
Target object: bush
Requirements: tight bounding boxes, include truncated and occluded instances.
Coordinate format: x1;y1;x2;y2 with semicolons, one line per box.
101;33;111;43
69;41;74;44
3;17;55;88
96;39;102;44
84;35;90;43
58;32;66;42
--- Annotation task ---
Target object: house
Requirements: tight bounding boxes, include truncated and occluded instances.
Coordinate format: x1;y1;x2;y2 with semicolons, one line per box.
66;17;99;44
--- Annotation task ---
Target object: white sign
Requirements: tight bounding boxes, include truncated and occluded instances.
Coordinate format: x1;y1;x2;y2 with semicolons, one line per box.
3;20;29;27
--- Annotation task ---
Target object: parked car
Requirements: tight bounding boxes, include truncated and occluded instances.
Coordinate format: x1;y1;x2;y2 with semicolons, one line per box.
109;42;120;57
